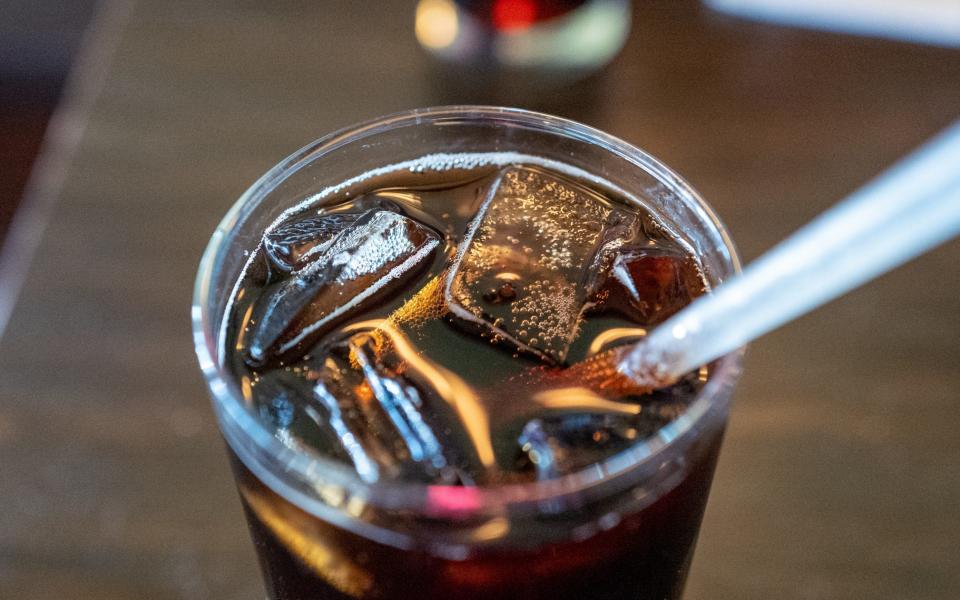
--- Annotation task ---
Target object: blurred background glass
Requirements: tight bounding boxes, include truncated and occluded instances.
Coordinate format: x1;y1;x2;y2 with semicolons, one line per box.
416;0;630;102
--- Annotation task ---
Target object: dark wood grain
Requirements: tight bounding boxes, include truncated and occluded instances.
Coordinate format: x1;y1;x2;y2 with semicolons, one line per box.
0;1;957;598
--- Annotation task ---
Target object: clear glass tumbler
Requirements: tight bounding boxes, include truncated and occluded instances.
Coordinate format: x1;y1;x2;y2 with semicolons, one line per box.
193;106;742;600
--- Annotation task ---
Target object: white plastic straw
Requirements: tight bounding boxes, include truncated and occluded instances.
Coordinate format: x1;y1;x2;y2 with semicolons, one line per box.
620;121;960;384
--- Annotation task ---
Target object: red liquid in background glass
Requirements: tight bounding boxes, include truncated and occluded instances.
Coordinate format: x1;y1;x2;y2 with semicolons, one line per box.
222;157;719;599
456;0;589;30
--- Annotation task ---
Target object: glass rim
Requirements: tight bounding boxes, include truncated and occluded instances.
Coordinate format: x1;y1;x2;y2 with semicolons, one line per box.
192;105;744;518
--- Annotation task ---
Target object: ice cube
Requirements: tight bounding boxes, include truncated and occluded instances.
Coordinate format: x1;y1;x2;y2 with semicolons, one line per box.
594;248;705;325
263;212;361;271
306;333;454;483
517;411;667;480
252;371;307;429
244;210;440;364
513;369;704;479
445;166;636;363
249;369;348;457
349;337;446;470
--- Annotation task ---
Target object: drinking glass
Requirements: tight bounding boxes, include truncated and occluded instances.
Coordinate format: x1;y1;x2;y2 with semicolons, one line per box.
193;106;743;599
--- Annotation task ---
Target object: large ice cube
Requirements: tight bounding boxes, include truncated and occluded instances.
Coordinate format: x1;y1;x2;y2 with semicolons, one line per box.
244;210;440;364
445;166;636;363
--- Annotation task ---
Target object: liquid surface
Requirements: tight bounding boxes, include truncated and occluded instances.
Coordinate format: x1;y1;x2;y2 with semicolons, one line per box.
224;154;708;486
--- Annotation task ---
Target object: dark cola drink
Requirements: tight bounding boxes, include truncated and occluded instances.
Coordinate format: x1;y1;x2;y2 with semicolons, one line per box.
219;151;726;599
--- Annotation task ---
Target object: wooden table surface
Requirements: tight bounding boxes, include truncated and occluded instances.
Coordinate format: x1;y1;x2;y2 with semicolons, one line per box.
1;1;958;598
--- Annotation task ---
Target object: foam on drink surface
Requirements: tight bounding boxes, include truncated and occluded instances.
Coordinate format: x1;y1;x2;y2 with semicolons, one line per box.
223;153;709;487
